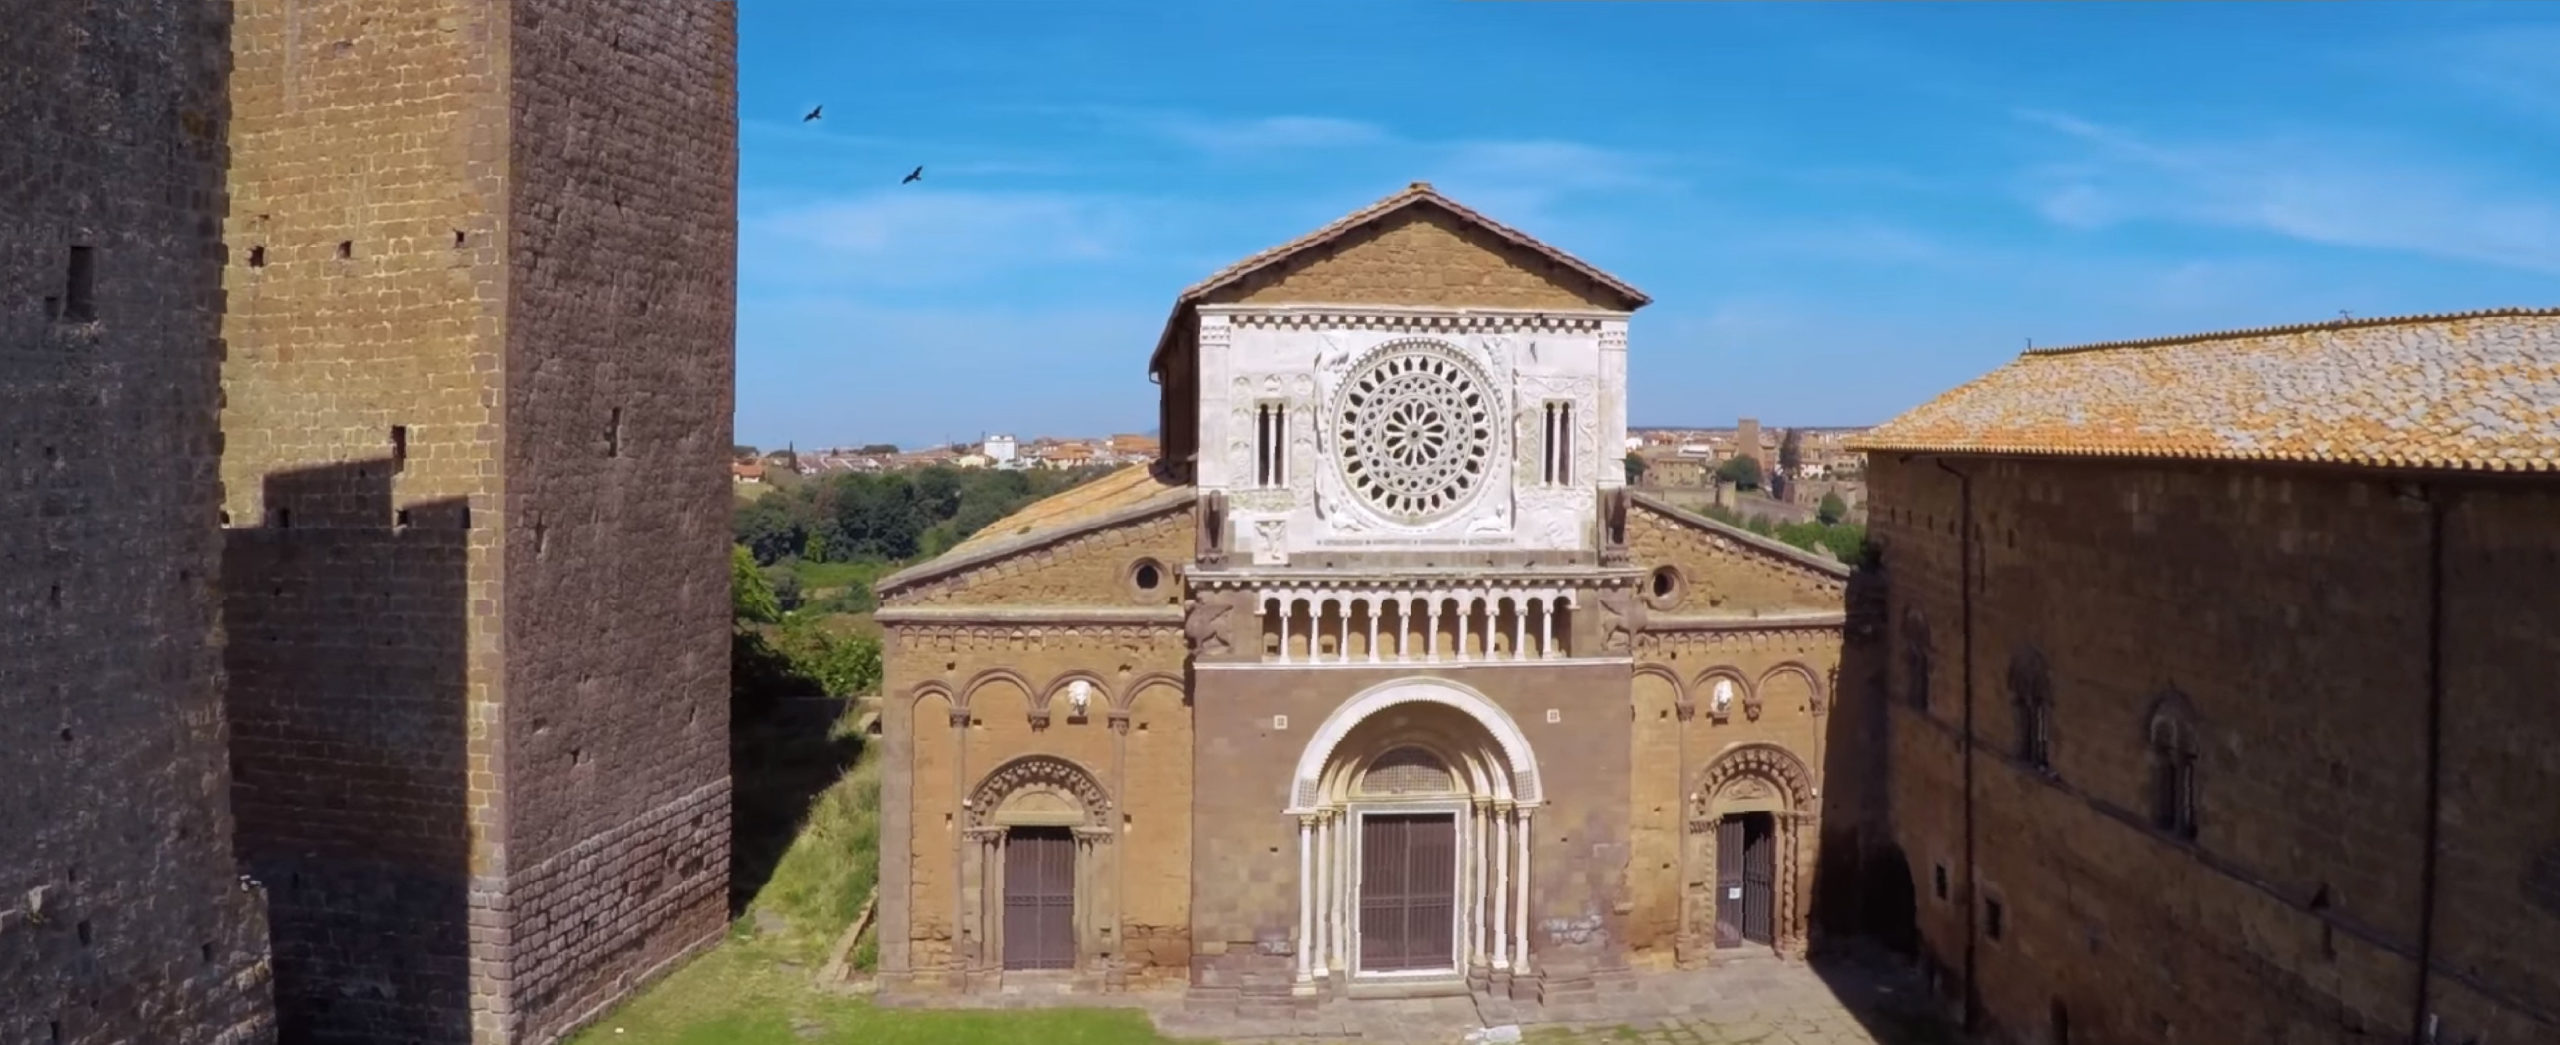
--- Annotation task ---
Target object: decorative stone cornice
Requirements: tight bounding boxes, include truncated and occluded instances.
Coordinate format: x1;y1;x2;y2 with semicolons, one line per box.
876;605;1185;627
1204;305;1614;337
1643;610;1847;634
1187;565;1646;591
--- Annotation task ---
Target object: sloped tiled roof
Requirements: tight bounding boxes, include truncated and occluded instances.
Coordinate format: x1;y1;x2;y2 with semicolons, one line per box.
876;464;1192;597
1851;310;2560;473
1148;182;1649;378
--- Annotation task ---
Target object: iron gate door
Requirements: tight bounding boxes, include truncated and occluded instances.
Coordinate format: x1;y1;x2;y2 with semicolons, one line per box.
1714;815;1745;947
1741;814;1776;946
1358;813;1456;972
1003;827;1075;970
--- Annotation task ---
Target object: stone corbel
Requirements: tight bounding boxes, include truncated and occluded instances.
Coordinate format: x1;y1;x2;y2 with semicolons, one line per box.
1598;487;1631;566
1106;709;1132;734
1027;705;1052;731
948;708;972;729
1196;491;1228;567
1674;698;1696;723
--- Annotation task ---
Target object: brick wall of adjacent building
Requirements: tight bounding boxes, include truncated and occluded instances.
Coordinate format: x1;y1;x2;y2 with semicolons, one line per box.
1866;453;2560;1045
216;1;736;1040
1;3;277;1042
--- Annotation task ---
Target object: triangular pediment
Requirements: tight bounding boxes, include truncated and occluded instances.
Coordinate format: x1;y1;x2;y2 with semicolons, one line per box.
1184;184;1648;313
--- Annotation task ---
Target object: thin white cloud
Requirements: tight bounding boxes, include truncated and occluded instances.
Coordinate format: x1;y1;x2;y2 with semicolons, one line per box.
2013;109;2560;275
2419;25;2560;120
746;189;1140;287
1153;114;1395;153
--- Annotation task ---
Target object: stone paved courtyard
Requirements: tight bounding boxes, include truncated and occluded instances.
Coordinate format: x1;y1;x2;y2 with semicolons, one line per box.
880;947;1966;1045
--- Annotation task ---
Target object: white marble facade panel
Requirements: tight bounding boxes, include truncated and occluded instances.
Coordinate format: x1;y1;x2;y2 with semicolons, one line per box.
1196;308;1627;561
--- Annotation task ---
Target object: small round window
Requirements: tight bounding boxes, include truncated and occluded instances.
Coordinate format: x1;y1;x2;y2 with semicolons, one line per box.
1645;566;1685;610
1127;558;1168;601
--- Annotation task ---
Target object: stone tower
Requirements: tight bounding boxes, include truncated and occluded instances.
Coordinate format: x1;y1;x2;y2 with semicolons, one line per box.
214;1;738;1041
1;2;277;1043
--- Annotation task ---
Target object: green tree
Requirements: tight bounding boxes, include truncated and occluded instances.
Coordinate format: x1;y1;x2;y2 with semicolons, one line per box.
1774;429;1802;500
1817;491;1848;525
732;444;759;459
1624;452;1648;485
1716;454;1763;490
731;545;780;624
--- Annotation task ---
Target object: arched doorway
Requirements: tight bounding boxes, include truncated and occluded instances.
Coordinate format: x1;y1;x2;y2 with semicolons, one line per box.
1288;679;1541;990
961;755;1118;985
1683;743;1817;960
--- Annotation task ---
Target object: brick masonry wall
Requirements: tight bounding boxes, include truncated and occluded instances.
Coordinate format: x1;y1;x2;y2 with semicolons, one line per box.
493;1;737;1040
1185;661;1634;995
1209;207;1627;312
1867;454;2560;1044
1625;627;1842;962
2;2;277;1042
895;506;1195;606
883;619;1194;987
1627;502;1848;614
218;1;513;1040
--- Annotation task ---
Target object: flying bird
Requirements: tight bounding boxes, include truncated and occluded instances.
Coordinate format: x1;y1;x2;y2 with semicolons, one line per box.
803;105;822;122
901;166;924;185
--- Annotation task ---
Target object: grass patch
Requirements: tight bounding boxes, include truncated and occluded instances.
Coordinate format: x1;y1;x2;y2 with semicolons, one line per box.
789;558;893;593
574;701;1189;1044
565;944;1183;1045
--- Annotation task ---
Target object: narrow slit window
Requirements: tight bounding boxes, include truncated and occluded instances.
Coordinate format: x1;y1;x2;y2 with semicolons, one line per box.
1543;400;1573;485
64;246;96;323
1255;402;1285;487
607;408;623;458
390;425;408;465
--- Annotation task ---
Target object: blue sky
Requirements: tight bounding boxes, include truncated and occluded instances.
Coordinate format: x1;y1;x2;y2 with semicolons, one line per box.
735;1;2559;450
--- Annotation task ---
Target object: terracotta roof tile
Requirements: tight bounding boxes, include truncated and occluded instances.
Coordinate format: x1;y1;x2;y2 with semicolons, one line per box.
947;464;1188;556
1850;309;2560;473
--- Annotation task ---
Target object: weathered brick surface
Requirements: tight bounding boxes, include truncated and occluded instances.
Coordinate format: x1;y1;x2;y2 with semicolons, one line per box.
1625;626;1842;964
492;2;737;1040
216;1;735;1041
1866;454;2560;1044
896;505;1194;606
1207;207;1625;311
1628;502;1848;614
882;611;1195;987
1;2;277;1042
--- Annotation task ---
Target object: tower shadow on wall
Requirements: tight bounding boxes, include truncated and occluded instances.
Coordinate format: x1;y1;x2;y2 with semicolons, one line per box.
222;459;472;1044
1803;544;1937;1040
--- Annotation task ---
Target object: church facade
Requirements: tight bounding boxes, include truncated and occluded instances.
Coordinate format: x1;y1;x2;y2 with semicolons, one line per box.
873;185;1855;1009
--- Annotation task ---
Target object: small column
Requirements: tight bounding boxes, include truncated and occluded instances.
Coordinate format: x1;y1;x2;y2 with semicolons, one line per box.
1456;596;1472;661
1425;599;1441;661
1296;816;1316;983
1514;807;1533;976
1278;597;1292;664
1467;801;1487;968
1492;803;1511;969
1314;811;1333;980
1336;599;1351;663
1540;596;1558;659
1366;596;1381;663
1511;596;1527;661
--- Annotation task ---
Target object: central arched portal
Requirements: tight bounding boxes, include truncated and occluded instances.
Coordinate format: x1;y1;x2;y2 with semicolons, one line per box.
1287;679;1542;990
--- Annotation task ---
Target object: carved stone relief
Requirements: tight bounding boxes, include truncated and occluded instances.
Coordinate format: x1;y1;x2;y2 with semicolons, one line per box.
1253;519;1289;566
1184;592;1237;657
1597;584;1637;654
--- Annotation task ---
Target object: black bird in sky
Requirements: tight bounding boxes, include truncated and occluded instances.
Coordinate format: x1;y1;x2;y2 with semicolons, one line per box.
803;105;822;122
902;166;924;185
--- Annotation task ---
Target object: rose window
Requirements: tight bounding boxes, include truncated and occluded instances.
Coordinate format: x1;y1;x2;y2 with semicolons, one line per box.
1333;344;1495;523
